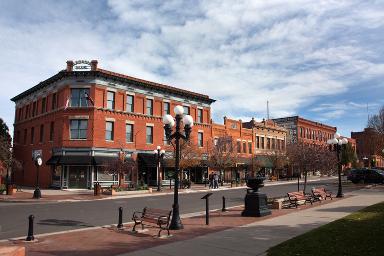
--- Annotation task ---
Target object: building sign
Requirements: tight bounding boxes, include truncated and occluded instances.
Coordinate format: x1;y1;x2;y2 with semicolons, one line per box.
273;118;298;144
73;60;91;71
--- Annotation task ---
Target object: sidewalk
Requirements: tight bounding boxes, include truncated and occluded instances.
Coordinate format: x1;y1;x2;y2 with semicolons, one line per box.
0;176;338;203
1;185;382;256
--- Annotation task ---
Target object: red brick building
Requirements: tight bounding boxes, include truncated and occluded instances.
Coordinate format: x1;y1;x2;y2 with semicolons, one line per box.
11;60;215;188
351;128;383;167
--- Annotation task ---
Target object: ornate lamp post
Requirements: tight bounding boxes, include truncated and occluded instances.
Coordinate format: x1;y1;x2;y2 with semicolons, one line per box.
163;105;193;230
33;155;43;199
154;146;165;192
327;133;348;198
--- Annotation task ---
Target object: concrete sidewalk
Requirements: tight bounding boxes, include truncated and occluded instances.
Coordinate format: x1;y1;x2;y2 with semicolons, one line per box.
121;186;384;256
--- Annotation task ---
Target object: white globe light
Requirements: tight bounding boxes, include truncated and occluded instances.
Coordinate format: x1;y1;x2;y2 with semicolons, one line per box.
327;139;333;145
334;132;341;139
338;139;343;145
174;105;184;115
163;115;174;125
341;138;349;144
160;150;165;155
154;149;158;154
382;149;384;154
157;145;161;150
183;115;194;126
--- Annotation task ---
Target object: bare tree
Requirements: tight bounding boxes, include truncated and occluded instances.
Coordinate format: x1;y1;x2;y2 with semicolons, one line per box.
367;105;384;154
208;136;238;182
101;154;135;187
368;105;384;135
265;151;287;179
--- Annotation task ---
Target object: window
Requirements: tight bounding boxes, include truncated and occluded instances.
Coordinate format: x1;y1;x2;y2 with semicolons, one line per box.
281;140;285;150
164;130;170;145
248;142;252;154
71;88;90;107
70;120;88;139
16;131;20;143
261;137;265;149
183;106;190;115
267;138;271;149
164;102;170;115
272;138;275;149
214;138;218;146
32;101;37;117
41;97;46;113
39;124;44;143
107;91;115;110
30;127;34;144
25;105;29;119
126;95;134;112
105;121;114;141
198;132;203;147
146;99;153;116
52;93;57;110
256;136;260;148
277;139;280;150
237;141;241;153
49;122;54;141
198;109;203;123
126;124;133;143
23;129;27;145
146;126;153;144
243;142;247;153
300;127;303;137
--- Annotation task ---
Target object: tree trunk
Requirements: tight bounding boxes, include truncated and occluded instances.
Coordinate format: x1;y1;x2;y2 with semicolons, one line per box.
303;169;308;193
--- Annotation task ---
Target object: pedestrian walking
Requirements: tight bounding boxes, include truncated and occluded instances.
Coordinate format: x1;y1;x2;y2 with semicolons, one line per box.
209;173;213;189
213;172;219;189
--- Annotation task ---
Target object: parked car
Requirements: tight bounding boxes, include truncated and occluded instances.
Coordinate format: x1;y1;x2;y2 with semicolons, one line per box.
347;168;384;184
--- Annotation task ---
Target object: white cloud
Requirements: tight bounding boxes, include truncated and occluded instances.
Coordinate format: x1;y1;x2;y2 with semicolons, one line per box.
0;0;383;136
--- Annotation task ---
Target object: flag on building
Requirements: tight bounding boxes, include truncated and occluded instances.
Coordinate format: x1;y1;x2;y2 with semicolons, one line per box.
84;92;94;106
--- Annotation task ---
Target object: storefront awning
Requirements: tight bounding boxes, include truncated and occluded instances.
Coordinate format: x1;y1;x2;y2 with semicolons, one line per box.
46;156;60;165
138;153;157;168
93;156;135;166
58;155;93;165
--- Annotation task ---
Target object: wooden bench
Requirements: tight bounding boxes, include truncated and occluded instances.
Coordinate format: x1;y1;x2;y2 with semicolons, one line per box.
312;187;332;201
132;207;172;237
287;191;313;208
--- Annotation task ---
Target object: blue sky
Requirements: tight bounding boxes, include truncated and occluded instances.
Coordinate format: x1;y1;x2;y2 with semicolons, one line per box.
1;0;383;137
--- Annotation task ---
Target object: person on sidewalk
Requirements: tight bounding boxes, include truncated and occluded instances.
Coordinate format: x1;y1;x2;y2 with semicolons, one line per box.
209;173;214;189
213;172;219;189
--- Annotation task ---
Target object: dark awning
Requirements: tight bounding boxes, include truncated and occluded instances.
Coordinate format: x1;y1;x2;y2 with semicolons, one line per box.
93;156;135;166
58;155;93;165
46;155;60;165
138;153;157;168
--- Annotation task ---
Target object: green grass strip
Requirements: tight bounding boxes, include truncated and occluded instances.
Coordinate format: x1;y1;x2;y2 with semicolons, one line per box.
267;202;384;256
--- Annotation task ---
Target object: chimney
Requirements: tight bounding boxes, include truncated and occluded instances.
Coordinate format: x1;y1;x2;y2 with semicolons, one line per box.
66;60;74;72
91;60;98;71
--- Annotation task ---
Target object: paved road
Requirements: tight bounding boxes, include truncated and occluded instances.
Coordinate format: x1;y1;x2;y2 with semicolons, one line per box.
0;178;357;240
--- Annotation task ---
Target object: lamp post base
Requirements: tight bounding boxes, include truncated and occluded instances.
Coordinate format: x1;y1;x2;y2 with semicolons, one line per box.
169;204;184;230
33;187;41;199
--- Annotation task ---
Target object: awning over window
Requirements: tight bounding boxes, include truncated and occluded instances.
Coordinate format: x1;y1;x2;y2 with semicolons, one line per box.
58;155;93;165
46;156;60;165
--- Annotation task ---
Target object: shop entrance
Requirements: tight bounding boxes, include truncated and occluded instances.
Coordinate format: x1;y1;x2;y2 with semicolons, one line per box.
68;166;88;188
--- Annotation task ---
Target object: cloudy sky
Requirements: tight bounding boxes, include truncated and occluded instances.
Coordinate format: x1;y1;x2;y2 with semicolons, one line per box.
1;0;383;137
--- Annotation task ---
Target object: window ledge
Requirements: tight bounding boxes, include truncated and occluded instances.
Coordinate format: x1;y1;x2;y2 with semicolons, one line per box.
70;139;87;141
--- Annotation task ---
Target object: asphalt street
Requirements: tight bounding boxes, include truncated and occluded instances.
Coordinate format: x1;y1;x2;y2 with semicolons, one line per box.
0;179;358;240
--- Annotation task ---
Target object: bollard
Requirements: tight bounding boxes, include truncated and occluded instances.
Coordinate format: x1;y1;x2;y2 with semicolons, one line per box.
222;196;227;212
117;207;123;229
26;215;34;241
201;193;213;225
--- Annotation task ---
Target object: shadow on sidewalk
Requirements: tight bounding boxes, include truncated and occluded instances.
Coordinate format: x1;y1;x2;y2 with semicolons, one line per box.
38;219;93;227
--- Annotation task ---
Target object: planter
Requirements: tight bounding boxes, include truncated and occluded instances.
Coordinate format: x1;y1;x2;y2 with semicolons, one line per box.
246;177;265;192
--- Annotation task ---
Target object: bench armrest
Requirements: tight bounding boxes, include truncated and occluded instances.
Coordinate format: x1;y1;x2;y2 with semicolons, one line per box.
132;211;144;219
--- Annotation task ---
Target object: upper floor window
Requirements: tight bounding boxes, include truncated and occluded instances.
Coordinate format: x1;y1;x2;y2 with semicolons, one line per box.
146;99;153;116
70;119;88;139
23;129;27;145
146;126;153;144
25;105;29;119
198;109;203;123
267;138;271;149
49;122;54;141
126;95;134;112
164;102;170;115
107;91;115;110
30;127;35;144
164;130;170;145
52;93;57;110
237;141;241;153
198;132;203;147
105;121;114;141
183;106;190;115
32;101;37;117
248;142;252;154
71;88;90;107
261;137;265;149
41;97;47;114
243;142;247;153
39;124;44;143
256;136;260;148
126;124;133;143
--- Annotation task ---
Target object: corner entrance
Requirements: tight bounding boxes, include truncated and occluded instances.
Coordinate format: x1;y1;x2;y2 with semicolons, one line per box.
68;166;88;188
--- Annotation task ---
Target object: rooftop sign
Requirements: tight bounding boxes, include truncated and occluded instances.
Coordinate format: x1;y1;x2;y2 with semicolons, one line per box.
73;60;91;71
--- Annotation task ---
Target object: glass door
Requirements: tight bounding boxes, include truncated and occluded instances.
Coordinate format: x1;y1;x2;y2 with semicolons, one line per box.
68;166;88;188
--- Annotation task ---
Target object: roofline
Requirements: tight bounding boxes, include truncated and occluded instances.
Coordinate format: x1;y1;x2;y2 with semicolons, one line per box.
272;115;336;130
11;69;216;104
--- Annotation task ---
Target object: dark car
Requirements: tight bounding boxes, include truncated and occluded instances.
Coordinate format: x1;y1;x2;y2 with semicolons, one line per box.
347;168;384;184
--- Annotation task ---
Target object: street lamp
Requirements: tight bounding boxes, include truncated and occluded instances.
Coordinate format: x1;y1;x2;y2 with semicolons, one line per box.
163;105;193;230
33;155;43;199
154;146;166;192
327;133;348;198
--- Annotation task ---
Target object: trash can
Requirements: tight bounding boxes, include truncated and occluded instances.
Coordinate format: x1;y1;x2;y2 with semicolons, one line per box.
94;183;101;196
